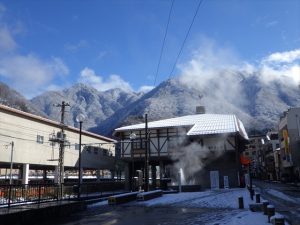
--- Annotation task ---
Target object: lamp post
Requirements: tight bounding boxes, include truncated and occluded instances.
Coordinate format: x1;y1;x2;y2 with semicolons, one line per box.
129;133;136;191
145;114;149;192
76;113;85;199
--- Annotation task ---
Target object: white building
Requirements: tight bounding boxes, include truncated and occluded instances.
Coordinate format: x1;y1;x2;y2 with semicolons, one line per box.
114;113;248;190
278;107;300;181
0;104;116;184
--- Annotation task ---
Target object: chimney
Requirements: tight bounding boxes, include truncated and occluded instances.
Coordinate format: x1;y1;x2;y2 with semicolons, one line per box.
196;106;205;114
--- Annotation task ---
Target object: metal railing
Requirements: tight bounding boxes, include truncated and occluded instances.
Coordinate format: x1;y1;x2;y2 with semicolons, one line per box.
0;181;125;207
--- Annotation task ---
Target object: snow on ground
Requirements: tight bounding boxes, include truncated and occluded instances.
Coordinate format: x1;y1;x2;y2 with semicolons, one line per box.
266;189;300;204
126;188;288;225
85;188;289;225
133;188;255;209
212;210;276;225
87;200;108;208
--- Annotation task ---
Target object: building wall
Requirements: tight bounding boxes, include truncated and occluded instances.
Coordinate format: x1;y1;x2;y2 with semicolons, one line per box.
0;107;115;170
120;128;237;159
278;107;300;180
119;127;241;188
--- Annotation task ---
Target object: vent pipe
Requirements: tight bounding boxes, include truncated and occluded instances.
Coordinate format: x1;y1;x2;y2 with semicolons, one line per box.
196;106;205;114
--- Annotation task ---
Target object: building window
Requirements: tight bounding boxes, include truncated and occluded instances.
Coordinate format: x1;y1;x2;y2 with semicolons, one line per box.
245;152;249;156
86;146;92;153
37;135;44;144
75;143;79;150
103;149;109;156
132;139;146;150
252;151;256;155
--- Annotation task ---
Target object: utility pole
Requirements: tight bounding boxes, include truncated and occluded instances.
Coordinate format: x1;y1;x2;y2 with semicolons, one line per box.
54;101;70;199
9;141;14;185
144;114;149;192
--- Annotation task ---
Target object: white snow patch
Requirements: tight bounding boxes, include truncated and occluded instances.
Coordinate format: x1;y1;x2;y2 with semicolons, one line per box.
87;200;108;208
266;189;299;204
213;210;287;225
133;188;255;209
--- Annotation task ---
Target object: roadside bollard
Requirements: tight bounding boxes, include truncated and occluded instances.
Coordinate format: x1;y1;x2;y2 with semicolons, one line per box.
250;189;255;200
255;193;260;203
262;200;269;215
274;215;285;225
267;204;275;222
238;196;244;209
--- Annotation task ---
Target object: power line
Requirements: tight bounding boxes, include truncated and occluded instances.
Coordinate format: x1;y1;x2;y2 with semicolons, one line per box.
168;0;204;79
153;0;175;86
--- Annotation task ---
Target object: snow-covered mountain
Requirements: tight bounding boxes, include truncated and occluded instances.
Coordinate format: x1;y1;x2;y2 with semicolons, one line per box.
31;83;143;130
0;81;47;117
1;70;299;137
93;73;300;136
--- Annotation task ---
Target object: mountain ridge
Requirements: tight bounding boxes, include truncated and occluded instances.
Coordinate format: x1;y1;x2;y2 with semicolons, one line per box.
1;72;299;137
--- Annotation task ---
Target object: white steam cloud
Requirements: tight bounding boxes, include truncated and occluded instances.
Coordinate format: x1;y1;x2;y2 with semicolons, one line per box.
179;39;300;87
178;39;250;108
169;136;226;185
178;39;300;110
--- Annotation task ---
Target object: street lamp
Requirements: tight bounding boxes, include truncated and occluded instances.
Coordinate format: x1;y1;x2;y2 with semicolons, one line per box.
129;133;136;191
76;113;86;199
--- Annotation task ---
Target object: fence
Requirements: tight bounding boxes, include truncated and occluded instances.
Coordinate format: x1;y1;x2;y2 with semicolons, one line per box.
0;181;125;207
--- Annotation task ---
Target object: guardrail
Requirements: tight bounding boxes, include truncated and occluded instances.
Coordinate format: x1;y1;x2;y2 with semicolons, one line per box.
137;190;162;201
0;181;125;207
108;192;139;205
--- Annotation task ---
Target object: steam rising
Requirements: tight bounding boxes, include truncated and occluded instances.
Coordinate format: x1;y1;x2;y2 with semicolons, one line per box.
178;39;300;89
169;135;226;185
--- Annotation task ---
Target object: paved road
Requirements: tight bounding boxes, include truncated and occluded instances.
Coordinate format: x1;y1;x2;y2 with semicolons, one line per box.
253;180;300;225
44;204;236;225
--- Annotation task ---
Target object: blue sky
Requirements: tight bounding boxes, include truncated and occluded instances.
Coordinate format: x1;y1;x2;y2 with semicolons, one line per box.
0;0;299;98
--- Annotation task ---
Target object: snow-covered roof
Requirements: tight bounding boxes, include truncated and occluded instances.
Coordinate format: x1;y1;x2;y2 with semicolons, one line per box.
115;114;248;139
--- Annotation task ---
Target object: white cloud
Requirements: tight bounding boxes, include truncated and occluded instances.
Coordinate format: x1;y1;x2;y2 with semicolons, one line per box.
96;51;107;61
0;27;17;52
138;85;154;93
260;62;300;85
0;54;69;98
64;40;88;52
79;67;133;92
0;3;6;17
259;49;300;85
50;57;69;75
266;20;278;28
177;39;300;114
0;6;69;98
263;49;300;63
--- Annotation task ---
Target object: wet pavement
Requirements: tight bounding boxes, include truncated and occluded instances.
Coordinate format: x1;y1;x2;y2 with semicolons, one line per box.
45;204;237;225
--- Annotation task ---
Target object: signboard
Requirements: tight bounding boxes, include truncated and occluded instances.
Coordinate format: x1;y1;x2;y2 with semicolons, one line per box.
283;129;289;154
210;171;220;189
245;173;250;186
223;176;229;189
